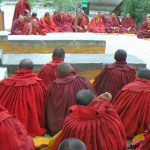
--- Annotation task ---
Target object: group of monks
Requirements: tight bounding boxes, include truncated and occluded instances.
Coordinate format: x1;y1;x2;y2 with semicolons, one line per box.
11;0;150;38
0;47;150;149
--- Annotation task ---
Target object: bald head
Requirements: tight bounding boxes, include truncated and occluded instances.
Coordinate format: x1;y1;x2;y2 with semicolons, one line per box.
114;49;127;62
76;89;95;106
58;63;74;77
19;59;34;70
137;69;150;80
52;47;65;59
58;138;87;150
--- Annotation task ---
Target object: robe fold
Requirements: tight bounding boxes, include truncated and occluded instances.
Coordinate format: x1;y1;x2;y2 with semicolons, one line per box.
0;68;46;137
112;78;150;138
93;61;136;99
0;104;34;150
45;72;95;136
38;57;64;87
137;21;150;38
13;0;31;23
52;97;126;150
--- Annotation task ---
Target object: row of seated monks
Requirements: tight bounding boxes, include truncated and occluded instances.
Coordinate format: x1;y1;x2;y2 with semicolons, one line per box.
0;47;150;149
11;9;150;38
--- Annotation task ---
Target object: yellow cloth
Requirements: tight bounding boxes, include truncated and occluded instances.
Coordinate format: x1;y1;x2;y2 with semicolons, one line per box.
132;133;144;142
90;79;94;84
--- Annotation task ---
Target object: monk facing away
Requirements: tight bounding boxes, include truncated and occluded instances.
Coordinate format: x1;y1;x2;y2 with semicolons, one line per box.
45;63;95;136
0;59;46;137
137;15;150;38
38;47;65;87
0;104;34;150
93;49;136;99
51;89;126;150
112;69;150;138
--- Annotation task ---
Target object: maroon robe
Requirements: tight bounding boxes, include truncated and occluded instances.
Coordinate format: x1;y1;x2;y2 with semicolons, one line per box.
0;104;34;150
93;61;136;99
45;72;95;136
38;57;64;87
13;0;31;23
0;68;46;137
137;21;150;38
77;15;89;32
112;78;150;138
120;17;137;34
52;97;126;150
11;19;25;35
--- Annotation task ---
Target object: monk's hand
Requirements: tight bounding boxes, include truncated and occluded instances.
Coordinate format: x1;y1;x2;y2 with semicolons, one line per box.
99;92;112;101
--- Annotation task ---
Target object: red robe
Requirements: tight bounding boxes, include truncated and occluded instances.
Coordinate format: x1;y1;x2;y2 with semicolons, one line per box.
93;61;136;99
0;104;34;150
52;97;126;150
45;72;95;136
77;15;89;32
112;78;150;138
89;16;106;33
120;17;137;34
39;16;58;34
0;68;46;137
11;19;25;35
137;21;150;38
38;57;64;87
13;0;31;23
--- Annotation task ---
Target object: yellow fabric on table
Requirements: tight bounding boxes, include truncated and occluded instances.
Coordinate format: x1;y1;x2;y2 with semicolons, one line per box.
90;79;94;84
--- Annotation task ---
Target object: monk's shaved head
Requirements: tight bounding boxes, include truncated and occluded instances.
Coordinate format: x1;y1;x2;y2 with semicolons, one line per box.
58;138;87;150
58;63;74;77
114;49;127;62
19;59;34;70
137;69;150;80
52;47;65;59
76;89;95;106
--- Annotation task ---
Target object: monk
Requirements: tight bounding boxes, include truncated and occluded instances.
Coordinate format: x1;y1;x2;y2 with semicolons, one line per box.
11;15;25;35
93;49;136;99
112;69;150;138
24;13;31;24
52;89;126;150
38;47;65;87
22;19;45;35
120;13;137;34
31;12;39;22
58;138;87;150
13;0;31;23
0;104;34;150
106;12;121;33
137;16;150;38
45;63;95;136
89;12;106;33
0;59;46;137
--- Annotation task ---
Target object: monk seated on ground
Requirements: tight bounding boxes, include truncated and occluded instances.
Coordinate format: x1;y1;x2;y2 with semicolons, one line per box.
112;69;150;139
51;89;126;150
0;104;34;150
38;47;65;87
120;13;137;34
137;15;150;38
93;49;136;99
45;63;95;136
0;59;46;137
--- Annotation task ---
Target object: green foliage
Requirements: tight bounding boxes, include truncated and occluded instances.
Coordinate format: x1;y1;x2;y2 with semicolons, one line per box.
121;0;150;28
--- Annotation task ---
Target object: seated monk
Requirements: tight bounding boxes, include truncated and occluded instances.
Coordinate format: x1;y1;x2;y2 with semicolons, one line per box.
0;59;46;137
21;19;45;35
106;12;121;33
11;15;25;35
31;12;39;22
120;13;137;34
58;138;87;150
89;12;106;33
39;12;58;34
0;104;34;149
137;15;150;38
112;69;150;138
51;89;126;150
38;47;65;87
93;49;136;99
45;63;95;136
